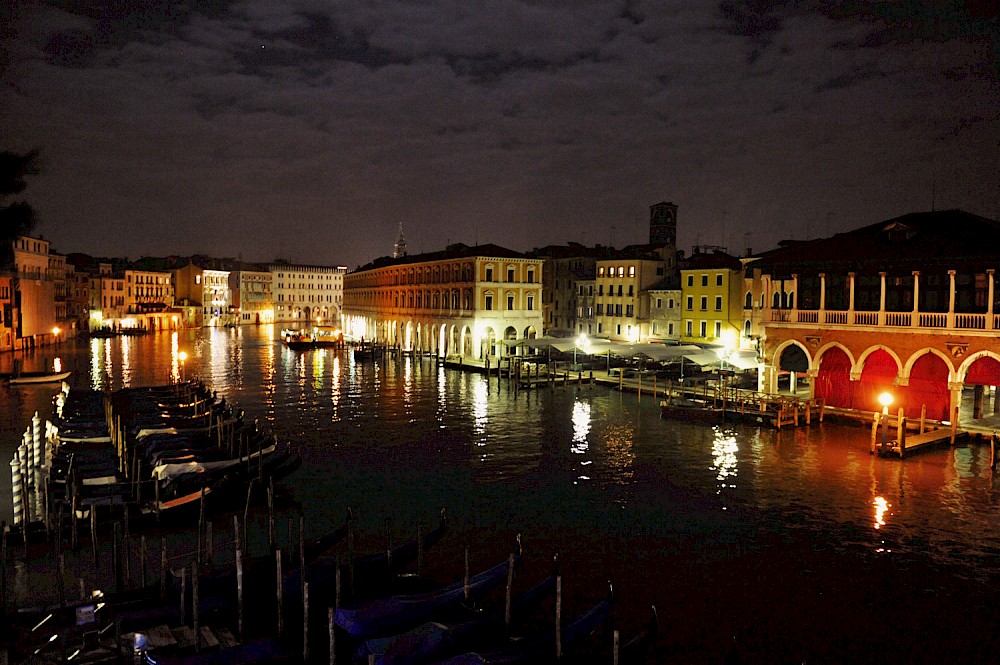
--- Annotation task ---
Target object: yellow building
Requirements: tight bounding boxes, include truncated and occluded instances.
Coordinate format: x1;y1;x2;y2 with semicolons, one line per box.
680;250;744;346
343;243;543;359
593;247;676;342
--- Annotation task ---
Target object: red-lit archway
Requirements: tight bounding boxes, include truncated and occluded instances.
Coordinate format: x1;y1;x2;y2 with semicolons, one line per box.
855;349;899;412
905;353;950;420
815;347;852;409
964;355;1000;386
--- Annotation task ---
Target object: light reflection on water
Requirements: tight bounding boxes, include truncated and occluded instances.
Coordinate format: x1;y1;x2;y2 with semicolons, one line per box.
1;328;999;661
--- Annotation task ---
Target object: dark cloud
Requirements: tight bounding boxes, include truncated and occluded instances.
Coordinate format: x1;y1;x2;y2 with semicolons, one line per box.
0;1;996;268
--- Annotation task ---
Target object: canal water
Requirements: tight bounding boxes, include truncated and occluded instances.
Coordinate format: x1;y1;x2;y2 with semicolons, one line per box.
2;326;999;663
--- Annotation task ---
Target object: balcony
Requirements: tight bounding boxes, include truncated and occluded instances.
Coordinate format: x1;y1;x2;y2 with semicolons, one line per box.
766;308;1000;333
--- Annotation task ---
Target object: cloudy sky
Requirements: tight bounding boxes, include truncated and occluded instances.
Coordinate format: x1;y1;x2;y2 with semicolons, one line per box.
2;1;996;268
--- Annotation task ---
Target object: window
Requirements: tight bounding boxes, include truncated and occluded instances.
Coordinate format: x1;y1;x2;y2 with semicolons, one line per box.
745;292;753;309
626;305;634;317
687;275;693;287
617;285;623;296
716;274;723;286
616;324;621;335
596;304;604;315
598;285;604;296
507;267;515;282
527;268;535;283
656;298;662;308
507;294;515;310
715;296;723;311
686;296;693;310
485;294;493;310
527;295;534;310
486;267;494;282
701;275;708;287
629;266;635;277
715;321;722;338
618;266;625;277
668;298;675;309
628;285;634;296
700;321;707;338
598;267;605;277
668;322;674;335
700;296;707;310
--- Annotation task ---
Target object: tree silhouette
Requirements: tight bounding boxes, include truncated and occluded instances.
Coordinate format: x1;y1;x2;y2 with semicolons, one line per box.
0;149;40;270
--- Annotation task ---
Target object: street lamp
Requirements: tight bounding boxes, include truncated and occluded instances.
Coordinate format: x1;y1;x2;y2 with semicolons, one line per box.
878;391;893;452
574;333;588;369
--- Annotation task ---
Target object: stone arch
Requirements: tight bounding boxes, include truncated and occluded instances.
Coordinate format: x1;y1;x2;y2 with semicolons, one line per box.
855;347;901;412
855;345;904;380
774;341;811;374
461;326;473;356
815;345;853;409
904;351;951;420
482;326;496;358
772;339;812;371
902;348;956;384
524;325;537;339
958;351;1000;384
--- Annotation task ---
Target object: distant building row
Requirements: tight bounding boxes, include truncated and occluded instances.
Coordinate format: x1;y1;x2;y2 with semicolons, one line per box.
0;240;347;351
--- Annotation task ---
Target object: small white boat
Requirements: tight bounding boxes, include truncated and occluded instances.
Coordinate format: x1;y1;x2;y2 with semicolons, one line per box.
6;370;72;385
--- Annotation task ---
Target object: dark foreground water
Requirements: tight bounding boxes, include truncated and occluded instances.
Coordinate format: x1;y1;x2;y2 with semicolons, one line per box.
2;326;999;663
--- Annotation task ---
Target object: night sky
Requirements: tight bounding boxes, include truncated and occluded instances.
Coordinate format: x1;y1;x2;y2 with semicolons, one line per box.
2;1;996;269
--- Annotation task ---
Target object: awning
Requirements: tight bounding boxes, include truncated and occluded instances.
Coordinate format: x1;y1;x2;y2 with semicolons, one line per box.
623;343;701;361
728;351;760;370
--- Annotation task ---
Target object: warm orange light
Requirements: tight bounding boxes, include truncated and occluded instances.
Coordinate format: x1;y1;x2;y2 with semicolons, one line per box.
52;327;61;335
178;351;188;362
877;392;894;409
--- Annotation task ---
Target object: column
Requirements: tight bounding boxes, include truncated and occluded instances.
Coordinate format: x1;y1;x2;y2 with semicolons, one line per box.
948;270;956;328
818;273;826;314
791;273;799;314
879;272;887;326
948;381;963;426
911;271;920;327
988;269;995;330
848;272;856;321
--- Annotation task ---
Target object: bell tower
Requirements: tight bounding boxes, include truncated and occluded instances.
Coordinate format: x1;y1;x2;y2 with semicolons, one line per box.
649;201;677;246
393;223;407;259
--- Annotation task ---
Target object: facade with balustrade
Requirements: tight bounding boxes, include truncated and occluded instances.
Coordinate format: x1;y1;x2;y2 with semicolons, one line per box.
342;243;544;359
748;210;1000;423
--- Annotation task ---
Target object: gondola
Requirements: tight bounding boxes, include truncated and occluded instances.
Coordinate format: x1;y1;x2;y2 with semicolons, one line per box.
433;584;614;665
336;547;521;640
359;566;559;665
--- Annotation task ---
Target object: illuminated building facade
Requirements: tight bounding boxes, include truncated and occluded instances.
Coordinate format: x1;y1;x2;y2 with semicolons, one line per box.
594;246;677;343
342;243;544;359
230;268;274;324
268;262;346;328
11;235;58;348
679;250;744;346
751;210;1000;423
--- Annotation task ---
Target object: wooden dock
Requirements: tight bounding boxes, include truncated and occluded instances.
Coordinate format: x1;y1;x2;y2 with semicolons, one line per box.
870;407;967;458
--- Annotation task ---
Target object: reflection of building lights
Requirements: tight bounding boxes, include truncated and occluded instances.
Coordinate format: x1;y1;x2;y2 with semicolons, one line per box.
473;380;488;442
873;496;889;530
571;400;591;454
711;429;739;488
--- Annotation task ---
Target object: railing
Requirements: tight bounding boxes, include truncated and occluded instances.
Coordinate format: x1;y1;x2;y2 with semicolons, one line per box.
767;308;996;333
884;312;911;327
955;313;986;329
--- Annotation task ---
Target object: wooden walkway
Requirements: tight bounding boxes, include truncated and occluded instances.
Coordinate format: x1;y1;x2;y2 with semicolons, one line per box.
870;409;967;458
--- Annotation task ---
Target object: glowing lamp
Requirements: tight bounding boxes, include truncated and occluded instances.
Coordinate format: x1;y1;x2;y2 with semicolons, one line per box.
877;392;894;410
